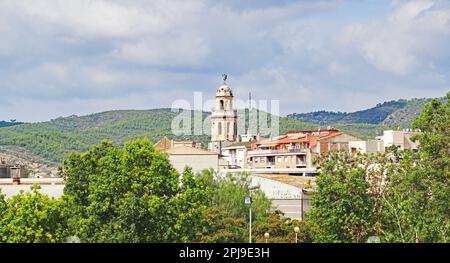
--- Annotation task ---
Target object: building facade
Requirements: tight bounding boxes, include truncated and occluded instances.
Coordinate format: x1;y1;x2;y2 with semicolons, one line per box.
0;160;27;179
349;129;421;154
166;146;219;174
154;136;203;151
247;129;360;170
380;130;420;151
221;142;252;169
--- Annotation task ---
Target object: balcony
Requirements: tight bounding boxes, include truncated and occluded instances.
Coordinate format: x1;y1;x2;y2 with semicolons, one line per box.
248;148;307;156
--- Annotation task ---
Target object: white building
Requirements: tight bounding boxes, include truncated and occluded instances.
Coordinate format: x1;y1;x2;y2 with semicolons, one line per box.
349;129;421;154
380;130;420;151
221;142;252;169
349;140;383;154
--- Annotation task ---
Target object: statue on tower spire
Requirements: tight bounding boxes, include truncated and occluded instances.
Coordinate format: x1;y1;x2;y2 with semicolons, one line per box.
222;74;227;84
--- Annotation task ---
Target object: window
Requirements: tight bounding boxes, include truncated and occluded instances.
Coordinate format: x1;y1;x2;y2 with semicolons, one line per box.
218;122;222;135
227;122;230;135
220;100;224;110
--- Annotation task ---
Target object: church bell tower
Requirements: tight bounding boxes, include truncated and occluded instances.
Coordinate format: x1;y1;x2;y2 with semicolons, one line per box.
210;74;237;152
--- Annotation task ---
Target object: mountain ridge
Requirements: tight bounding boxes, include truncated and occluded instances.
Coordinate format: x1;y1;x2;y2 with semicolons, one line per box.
0;108;318;163
0;95;444;164
287;97;434;127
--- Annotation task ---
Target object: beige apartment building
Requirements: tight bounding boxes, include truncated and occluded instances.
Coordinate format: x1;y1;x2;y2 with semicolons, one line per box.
349;129;421;154
247;129;360;170
166;146;220;174
154;137;220;173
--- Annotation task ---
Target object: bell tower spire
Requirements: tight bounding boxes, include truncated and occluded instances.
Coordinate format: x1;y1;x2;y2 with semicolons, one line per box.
209;75;238;152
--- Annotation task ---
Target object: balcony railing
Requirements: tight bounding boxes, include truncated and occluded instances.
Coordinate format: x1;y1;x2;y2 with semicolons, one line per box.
248;148;306;156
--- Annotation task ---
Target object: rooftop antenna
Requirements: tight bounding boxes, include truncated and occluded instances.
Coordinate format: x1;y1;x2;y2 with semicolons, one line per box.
246;91;252;136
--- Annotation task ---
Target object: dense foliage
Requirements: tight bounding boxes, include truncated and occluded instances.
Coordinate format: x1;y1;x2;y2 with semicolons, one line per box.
0;94;447;243
0;121;23;128
307;93;450;243
380;94;450;242
0;186;68;243
60;138;210;242
0;138;306;243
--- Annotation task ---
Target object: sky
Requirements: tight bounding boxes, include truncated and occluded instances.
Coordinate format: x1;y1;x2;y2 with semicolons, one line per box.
0;0;449;122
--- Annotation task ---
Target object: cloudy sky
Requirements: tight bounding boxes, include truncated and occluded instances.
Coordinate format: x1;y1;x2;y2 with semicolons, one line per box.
0;0;449;122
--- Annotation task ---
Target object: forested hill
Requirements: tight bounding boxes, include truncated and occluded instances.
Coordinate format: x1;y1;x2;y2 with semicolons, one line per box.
0;121;23;128
2;95;440;164
0;109;318;163
287;98;432;127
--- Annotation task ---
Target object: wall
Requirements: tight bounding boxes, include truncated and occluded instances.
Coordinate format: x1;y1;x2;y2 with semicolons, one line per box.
349;140;381;154
169;154;218;174
249;153;306;169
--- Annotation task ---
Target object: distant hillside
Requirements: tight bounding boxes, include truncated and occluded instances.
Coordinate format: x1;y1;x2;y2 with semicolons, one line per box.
0;109;317;163
1;95;439;163
288;98;432;128
381;98;430;128
0;121;23;128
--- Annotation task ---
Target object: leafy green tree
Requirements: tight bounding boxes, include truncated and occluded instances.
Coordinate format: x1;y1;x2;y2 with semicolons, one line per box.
195;208;247;243
253;212;316;243
307;94;449;243
307;151;376;243
172;167;210;242
211;173;271;221
61;138;209;243
380;93;450;242
0;189;6;222
0;185;67;243
192;170;272;243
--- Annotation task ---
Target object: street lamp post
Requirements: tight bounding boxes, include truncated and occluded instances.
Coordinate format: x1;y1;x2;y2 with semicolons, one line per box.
294;226;300;243
245;184;260;243
244;195;252;243
264;233;270;243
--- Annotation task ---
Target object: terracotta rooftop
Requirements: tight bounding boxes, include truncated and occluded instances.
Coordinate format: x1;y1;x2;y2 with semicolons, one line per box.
287;129;339;134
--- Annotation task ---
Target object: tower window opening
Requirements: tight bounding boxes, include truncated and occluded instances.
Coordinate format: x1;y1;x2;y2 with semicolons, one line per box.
218;122;222;135
220;100;224;110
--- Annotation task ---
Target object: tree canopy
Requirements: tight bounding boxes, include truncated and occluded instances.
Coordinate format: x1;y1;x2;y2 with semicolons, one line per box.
307;93;450;243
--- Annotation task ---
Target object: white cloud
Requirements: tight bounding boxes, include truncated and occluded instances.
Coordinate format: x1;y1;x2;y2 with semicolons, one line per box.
0;0;449;122
337;0;450;75
114;35;210;66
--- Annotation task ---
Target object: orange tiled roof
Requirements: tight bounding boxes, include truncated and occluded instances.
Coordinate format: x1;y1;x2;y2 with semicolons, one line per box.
254;130;343;148
286;129;339;134
276;137;309;144
250;129;345;150
316;131;343;141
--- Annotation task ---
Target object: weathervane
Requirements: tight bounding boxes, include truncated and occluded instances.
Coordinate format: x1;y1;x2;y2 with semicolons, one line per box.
222;74;227;84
